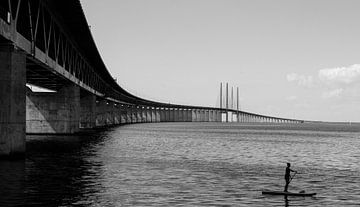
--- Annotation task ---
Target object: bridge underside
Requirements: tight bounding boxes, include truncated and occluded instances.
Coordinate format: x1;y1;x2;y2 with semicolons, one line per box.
0;0;303;158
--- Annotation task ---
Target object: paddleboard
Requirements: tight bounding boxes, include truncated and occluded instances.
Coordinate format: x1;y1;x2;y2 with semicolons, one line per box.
262;191;316;196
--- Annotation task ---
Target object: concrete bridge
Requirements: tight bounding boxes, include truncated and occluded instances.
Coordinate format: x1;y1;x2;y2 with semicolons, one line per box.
0;0;303;158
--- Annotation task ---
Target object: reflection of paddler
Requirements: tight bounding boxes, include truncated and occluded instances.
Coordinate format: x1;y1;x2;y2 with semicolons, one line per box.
284;162;297;192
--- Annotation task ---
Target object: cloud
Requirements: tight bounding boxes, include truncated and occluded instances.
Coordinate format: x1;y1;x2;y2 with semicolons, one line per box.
286;73;314;88
318;64;360;85
322;88;343;99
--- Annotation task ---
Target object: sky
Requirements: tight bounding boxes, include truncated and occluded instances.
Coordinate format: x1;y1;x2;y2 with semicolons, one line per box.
80;0;360;122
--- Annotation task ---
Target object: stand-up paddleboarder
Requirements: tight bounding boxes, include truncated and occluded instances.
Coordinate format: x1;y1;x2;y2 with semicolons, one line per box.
284;163;297;192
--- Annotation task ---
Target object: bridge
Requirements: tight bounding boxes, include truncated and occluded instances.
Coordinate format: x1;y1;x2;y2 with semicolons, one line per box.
0;0;303;158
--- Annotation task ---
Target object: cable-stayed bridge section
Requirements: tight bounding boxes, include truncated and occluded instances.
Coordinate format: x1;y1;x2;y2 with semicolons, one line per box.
0;0;303;158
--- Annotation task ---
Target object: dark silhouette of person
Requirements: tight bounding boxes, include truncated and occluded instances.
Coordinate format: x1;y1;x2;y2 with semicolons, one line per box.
284;162;297;192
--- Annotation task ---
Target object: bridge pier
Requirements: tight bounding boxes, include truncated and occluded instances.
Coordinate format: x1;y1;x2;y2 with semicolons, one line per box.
80;93;96;128
120;105;127;124
136;106;142;123
173;109;178;122
145;107;150;122
210;111;214;122
0;44;26;158
159;108;165;122
178;109;183;122
155;108;161;122
187;109;192;122
26;84;80;134
142;107;146;123
113;104;120;125
96;100;107;126
151;108;156;122
132;106;138;123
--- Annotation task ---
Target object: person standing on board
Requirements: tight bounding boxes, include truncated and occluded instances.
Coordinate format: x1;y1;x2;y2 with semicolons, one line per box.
284;162;297;192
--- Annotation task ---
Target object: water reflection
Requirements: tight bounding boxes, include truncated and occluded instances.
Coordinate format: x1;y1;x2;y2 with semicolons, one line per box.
0;160;25;207
284;196;289;207
25;133;106;206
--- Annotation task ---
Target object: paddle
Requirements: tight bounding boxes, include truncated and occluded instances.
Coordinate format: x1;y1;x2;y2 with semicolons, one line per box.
289;171;298;184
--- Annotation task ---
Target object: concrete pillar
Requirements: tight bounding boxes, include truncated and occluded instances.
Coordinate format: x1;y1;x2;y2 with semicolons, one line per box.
80;94;96;128
160;108;165;122
104;101;112;125
182;109;186;122
95;100;104;126
105;102;112;125
145;108;150;122
141;107;146;122
155;108;161;122
113;104;120;125
177;109;182;122
208;110;213;122
120;105;127;124
200;110;205;122
196;110;201;122
151;108;156;122
26;84;80;133
165;108;169;122
0;44;26;157
132;107;137;123
125;106;131;123
184;109;188;122
170;109;175;122
205;110;209;122
174;109;178;122
190;110;195;122
136;107;142;123
214;111;218;122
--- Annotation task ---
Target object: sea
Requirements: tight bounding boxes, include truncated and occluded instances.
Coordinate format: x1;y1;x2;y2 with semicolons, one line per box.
1;122;360;206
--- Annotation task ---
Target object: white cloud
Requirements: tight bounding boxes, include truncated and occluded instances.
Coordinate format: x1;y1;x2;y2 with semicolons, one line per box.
286;73;314;88
318;64;360;85
322;88;343;99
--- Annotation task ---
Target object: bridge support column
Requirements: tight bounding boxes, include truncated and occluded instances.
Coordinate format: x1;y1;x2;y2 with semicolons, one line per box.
132;106;137;123
136;107;142;123
200;110;205;122
169;109;175;122
151;108;156;122
126;106;131;123
165;108;169;122
217;111;222;122
96;100;107;126
182;109;187;122
174;109;179;122
192;110;196;122
186;109;191;122
113;104;120;125
155;108;161;122
205;110;209;122
145;108;151;122
107;103;115;125
26;83;80;133
80;93;96;128
159;108;165;122
120;105;127;124
178;109;183;122
141;107;146;122
197;110;201;122
209;110;213;122
0;44;26;157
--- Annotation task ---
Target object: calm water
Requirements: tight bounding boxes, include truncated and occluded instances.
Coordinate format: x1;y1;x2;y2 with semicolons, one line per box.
1;122;360;206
